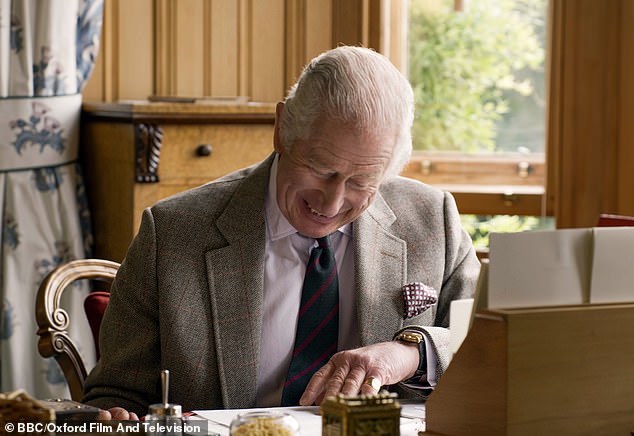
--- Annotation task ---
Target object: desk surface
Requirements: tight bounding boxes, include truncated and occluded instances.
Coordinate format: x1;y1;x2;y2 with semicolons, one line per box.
192;403;425;435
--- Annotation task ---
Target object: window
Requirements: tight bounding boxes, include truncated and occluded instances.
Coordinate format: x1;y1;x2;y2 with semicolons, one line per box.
405;0;553;250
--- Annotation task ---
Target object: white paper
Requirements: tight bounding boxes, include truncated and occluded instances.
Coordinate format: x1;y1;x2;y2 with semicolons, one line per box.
590;227;634;303
449;298;474;356
488;228;592;309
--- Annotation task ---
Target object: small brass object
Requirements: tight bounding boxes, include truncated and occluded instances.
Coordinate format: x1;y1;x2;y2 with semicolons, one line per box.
321;391;401;436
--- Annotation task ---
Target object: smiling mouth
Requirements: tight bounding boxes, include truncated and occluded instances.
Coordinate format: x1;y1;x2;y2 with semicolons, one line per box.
305;200;329;218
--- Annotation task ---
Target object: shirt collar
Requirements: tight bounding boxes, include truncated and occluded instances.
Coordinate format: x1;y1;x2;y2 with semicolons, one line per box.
265;153;352;242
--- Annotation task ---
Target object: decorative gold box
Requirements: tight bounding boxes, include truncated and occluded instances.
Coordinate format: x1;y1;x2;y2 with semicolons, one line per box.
321;391;401;436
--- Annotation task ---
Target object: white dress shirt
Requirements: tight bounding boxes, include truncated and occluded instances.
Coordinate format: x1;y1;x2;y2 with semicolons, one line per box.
256;155;359;407
256;155;437;406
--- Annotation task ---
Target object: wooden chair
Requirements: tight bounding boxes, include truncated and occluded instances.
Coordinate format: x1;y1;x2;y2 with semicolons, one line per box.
35;259;119;401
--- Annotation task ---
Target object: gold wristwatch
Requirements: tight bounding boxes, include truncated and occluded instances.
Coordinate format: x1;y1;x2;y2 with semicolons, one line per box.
394;330;426;380
394;330;424;344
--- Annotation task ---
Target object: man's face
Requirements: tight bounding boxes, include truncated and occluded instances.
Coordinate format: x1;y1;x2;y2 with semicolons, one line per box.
274;114;394;238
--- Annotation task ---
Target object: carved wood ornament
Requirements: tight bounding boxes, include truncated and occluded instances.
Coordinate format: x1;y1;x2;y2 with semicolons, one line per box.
135;123;164;183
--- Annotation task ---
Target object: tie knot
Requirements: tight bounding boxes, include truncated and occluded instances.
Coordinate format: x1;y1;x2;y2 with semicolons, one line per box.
316;236;331;248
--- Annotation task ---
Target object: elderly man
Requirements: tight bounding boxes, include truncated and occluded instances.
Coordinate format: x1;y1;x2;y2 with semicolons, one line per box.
83;46;479;419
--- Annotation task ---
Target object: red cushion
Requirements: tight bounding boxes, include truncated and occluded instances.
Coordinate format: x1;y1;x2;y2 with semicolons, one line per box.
83;291;110;359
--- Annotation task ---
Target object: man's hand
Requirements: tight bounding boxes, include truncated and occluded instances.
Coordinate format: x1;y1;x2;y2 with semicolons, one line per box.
299;340;420;406
97;407;139;421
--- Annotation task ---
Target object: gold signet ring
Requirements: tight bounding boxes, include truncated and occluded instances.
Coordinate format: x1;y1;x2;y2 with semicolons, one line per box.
363;376;381;391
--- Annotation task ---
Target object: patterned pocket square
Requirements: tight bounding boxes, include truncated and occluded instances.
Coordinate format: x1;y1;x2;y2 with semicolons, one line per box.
402;282;438;319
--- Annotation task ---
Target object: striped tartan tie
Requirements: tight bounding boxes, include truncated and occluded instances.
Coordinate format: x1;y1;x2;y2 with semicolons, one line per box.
281;235;339;406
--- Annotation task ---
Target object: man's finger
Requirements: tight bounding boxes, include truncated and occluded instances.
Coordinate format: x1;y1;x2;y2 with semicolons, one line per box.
109;407;135;421
319;360;353;402
340;366;367;396
97;409;111;421
299;361;335;405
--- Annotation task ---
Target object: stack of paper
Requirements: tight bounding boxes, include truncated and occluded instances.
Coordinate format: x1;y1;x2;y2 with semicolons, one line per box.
487;227;634;309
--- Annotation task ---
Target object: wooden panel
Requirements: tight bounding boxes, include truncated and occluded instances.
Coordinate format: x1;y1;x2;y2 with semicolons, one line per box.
555;0;621;228
155;0;175;95
285;0;308;91
286;0;335;92
387;0;407;73
117;0;154;99
82;0;120;101
545;0;562;218
238;0;251;98
211;0;240;96
506;306;634;433
426;313;508;435
175;0;205;96
82;26;105;101
251;0;285;101
366;0;383;51
85;0;399;102
156;0;205;97
81;122;136;262
332;0;364;46
617;0;634;215
305;0;332;62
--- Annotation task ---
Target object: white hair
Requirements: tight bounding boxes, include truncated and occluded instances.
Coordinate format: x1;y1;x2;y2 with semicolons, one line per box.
279;46;414;178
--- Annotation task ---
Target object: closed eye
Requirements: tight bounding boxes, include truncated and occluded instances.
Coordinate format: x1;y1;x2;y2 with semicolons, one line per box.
311;167;336;178
347;176;375;189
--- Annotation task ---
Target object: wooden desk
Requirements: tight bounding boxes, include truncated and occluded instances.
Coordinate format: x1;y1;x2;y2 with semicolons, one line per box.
81;101;276;262
423;303;634;435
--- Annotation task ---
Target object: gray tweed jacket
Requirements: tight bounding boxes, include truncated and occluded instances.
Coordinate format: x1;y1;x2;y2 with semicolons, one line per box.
82;153;479;416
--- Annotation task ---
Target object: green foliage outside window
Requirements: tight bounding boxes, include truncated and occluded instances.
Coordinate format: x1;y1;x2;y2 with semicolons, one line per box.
408;0;546;153
461;214;554;249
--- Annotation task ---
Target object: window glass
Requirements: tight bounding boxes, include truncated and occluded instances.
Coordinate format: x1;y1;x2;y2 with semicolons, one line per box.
407;0;552;250
408;0;547;154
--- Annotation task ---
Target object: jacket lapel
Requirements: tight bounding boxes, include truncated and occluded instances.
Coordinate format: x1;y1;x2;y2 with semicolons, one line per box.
205;155;272;408
354;193;407;346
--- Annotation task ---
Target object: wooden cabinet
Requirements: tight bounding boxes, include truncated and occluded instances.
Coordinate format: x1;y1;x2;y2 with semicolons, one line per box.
81;101;276;262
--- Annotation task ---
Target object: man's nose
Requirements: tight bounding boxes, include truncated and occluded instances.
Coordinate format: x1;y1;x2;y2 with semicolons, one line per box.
322;178;346;216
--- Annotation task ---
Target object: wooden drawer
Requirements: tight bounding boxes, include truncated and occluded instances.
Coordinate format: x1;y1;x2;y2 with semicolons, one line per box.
158;123;273;184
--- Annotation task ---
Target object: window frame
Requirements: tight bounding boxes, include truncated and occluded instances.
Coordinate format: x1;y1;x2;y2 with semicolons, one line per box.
400;0;551;218
401;151;545;216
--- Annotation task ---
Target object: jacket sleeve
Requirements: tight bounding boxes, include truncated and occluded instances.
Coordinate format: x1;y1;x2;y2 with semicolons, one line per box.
402;191;480;387
82;209;162;417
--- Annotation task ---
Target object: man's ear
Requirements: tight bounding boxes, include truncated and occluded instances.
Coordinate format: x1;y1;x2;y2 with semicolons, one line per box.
273;102;285;154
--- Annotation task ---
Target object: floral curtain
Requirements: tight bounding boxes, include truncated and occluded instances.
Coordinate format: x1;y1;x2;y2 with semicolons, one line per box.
0;0;102;398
